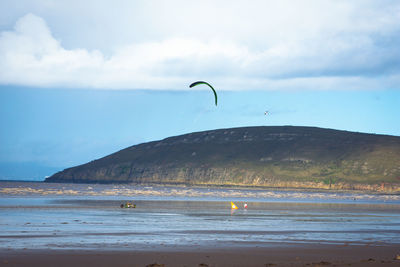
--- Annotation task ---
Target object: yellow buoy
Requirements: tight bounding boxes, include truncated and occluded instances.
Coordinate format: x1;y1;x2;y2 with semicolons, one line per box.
231;201;238;210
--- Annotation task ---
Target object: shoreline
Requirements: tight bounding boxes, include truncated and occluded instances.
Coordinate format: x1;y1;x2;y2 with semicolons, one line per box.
2;180;400;196
47;180;400;194
1;243;399;267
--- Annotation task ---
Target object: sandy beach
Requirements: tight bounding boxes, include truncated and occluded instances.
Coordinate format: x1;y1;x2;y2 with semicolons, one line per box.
1;243;400;267
1;182;399;266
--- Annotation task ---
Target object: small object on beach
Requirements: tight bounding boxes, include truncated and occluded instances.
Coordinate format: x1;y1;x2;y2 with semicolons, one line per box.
231;201;238;210
360;258;375;263
121;202;136;208
311;261;331;266
199;264;209;267
244;203;248;209
146;263;165;267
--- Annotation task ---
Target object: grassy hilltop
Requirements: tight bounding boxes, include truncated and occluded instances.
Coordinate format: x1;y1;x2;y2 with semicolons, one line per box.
46;126;400;192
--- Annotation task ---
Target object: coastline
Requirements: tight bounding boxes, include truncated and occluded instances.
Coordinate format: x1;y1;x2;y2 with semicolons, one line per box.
2;180;400;196
44;178;400;194
1;243;399;267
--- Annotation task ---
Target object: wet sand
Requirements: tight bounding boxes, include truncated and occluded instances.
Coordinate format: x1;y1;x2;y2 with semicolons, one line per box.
1;182;399;266
1;243;400;267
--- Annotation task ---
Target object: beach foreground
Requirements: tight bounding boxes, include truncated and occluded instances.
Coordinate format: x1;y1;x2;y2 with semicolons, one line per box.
1;182;399;266
1;244;400;267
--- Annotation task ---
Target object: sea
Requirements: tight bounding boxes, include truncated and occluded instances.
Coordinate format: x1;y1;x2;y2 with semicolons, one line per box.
0;181;399;251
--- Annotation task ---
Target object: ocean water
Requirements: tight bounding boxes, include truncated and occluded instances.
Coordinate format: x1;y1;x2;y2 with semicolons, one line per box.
0;181;399;251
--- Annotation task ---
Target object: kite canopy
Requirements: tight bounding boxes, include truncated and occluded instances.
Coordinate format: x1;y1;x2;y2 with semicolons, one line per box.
189;81;218;106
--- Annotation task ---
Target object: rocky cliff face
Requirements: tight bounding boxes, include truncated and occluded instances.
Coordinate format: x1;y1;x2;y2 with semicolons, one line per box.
45;126;400;191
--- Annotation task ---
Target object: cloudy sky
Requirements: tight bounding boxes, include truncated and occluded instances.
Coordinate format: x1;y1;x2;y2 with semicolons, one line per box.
0;0;399;179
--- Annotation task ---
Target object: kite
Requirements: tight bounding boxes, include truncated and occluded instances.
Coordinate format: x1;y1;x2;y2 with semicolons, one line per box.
189;81;218;106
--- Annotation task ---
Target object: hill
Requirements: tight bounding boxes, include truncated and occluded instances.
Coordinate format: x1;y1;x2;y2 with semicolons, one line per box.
45;126;400;192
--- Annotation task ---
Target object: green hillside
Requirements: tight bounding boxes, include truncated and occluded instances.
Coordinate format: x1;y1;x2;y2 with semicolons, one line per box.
45;126;400;192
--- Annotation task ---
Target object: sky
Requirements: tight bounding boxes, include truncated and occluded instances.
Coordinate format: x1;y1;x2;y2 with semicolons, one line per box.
0;0;399;180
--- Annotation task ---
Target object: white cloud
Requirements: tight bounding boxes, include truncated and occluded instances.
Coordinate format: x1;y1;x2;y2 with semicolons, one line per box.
0;2;399;91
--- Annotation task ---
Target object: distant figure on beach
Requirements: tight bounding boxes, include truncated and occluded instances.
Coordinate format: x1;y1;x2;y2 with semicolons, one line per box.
121;202;136;208
244;203;248;209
